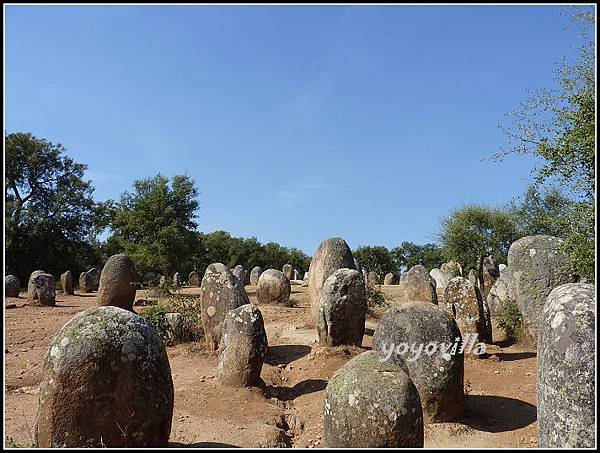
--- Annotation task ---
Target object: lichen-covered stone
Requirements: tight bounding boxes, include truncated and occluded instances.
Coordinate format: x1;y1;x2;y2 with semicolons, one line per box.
383;273;397;285
250;266;264;286
367;271;380;285
373;302;464;422
28;271;55;306
232;265;246;286
468;269;477;287
188;271;199;287
397;265;438;305
353;259;362;275
478;255;500;300
429;268;450;289
200;263;249;350
507;235;574;332
217;304;268;387
256;269;291;304
60;271;73;295
35;306;174;447
486;270;515;317
444;277;492;344
282;264;294;281
308;237;356;319
441;260;462;278
537;283;595;448
5;275;20;297
87;268;101;291
173;272;182;287
318;269;366;347
323;351;423;447
97;254;137;311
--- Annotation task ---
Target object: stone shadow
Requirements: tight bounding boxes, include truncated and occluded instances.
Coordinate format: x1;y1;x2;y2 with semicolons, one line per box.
266;379;328;402
265;345;311;366
460;395;537;433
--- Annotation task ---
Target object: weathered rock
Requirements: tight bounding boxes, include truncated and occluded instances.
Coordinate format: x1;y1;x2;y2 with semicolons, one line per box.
5;275;20;297
486;270;515;317
35;306;173;447
165;312;184;343
397;265;437;305
323;351;424;447
429;268;450;289
444;277;492;344
441;260;462;278
507;235;575;331
28;271;56;306
188;271;199;287
232;265;246;286
498;263;507;272
301;272;309;287
60;271;74;295
249;266;264;286
87;268;101;291
200;263;249;350
383;273;397;285
173;272;182;287
97;254;137;311
372;302;464;422
217;304;268;387
318;269;366;347
537;283;595;448
468;269;477;287
293;269;300;280
361;269;368;285
282;264;294;281
141;272;157;287
367;271;380;285
308;237;355;319
159;275;168;287
256;269;291;304
478;255;500;300
79;272;92;293
353;259;362;275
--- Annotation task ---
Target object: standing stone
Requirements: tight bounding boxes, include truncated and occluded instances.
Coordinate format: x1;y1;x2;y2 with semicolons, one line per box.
383;273;396;285
397;265;437;305
302;272;309;287
282;264;294;281
35;306;173;447
468;269;477;287
367;271;380;285
353;258;362;275
486;270;515;317
217;304;268;387
173;272;182;287
318;269;366;347
498;263;507;272
97;254;137;311
537;283;595;448
159;275;168;287
508;235;575;332
28;271;55;306
323;351;424;447
308;237;355;319
79;272;92;293
373;302;464;422
60;271;74;295
5;275;20;297
87;268;101;291
444;277;492;344
429;268;450;289
232;265;246;286
478;255;500;300
188;271;199;287
361;269;368;285
249;266;264;286
256;269;291;304
200;263;249;350
441;260;462;278
293;269;300;280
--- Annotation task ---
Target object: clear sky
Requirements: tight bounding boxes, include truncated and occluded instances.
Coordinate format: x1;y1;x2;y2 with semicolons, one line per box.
4;5;588;255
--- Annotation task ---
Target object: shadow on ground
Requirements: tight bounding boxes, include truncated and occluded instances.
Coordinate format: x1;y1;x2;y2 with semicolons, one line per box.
265;344;312;366
266;378;328;401
460;395;537;432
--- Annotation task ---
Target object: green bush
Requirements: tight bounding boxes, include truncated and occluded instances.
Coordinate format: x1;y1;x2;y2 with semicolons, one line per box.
497;303;524;340
139;305;170;340
281;297;298;307
365;283;389;317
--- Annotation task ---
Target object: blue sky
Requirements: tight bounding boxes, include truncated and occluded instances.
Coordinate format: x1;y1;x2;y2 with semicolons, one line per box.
5;5;589;254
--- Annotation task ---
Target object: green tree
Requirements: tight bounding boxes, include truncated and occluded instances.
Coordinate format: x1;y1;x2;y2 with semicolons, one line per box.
439;204;519;291
353;245;397;277
496;7;595;281
5;132;99;281
391;242;445;273
109;174;200;276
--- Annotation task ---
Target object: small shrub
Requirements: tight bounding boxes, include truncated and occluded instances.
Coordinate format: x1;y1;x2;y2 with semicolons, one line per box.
280;297;298;307
365;283;389;317
139;305;169;340
497;303;524;340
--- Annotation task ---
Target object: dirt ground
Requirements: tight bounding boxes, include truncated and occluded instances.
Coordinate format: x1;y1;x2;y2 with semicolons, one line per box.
4;284;538;448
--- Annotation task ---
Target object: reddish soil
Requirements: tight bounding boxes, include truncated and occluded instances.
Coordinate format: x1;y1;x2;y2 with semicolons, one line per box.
4;284;538;448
